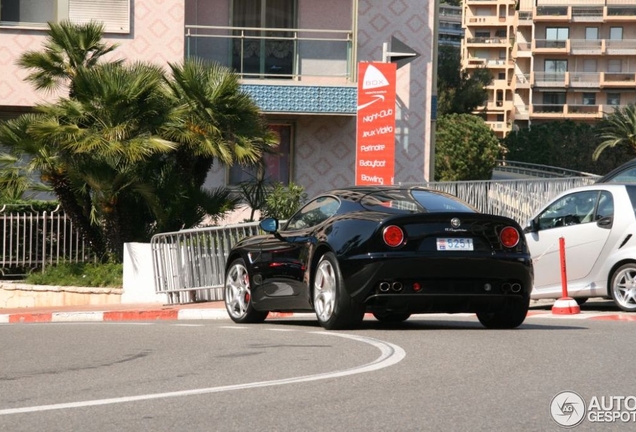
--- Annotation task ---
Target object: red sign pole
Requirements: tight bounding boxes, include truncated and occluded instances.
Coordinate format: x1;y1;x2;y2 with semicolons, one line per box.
552;236;580;314
355;62;397;186
559;236;568;298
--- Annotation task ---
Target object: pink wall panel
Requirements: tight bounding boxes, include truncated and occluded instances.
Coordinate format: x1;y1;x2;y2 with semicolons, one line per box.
0;0;185;107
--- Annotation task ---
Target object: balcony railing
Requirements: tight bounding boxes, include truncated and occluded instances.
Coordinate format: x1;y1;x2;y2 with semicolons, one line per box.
572;7;603;22
569;72;601;87
534;39;567;49
533;72;566;87
570;39;602;54
185;25;353;82
467;37;508;44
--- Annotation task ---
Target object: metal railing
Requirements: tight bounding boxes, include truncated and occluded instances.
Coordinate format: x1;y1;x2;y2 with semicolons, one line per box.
150;222;262;304
0;205;91;276
150;176;598;304
184;25;353;81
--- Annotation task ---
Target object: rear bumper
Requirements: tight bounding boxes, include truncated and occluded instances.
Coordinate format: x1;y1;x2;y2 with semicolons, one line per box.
340;253;533;312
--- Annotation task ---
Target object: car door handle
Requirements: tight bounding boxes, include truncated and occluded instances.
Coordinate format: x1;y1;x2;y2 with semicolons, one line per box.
597;216;613;228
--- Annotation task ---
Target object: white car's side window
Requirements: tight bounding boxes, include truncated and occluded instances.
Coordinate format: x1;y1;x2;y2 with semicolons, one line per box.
538;191;600;230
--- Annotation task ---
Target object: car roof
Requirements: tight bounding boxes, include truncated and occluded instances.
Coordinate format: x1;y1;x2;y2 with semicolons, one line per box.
596;158;636;183
554;183;635;194
323;186;450;202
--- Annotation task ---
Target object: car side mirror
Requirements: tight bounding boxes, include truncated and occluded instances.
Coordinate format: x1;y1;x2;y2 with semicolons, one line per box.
259;217;279;233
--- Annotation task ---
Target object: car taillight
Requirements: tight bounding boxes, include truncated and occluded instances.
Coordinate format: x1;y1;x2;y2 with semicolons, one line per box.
500;226;520;248
383;225;405;247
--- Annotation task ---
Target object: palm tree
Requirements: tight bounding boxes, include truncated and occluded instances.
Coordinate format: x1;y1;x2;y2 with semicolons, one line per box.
3;23;278;261
594;104;636;161
16;20;120;96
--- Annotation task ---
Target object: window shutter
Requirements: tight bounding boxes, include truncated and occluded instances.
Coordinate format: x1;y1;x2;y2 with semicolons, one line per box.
69;0;130;34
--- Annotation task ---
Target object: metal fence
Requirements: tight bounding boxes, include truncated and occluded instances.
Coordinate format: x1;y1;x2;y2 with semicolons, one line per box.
150;222;262;304
150;177;598;304
0;205;91;276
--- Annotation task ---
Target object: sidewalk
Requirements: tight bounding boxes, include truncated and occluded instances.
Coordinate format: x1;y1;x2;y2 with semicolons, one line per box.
2;298;632;324
0;301;231;324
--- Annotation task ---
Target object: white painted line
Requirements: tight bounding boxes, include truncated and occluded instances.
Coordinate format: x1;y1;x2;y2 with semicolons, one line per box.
0;331;405;416
52;312;104;322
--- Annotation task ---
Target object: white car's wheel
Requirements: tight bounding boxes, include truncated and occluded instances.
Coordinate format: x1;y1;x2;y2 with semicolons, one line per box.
610;264;636;312
313;252;364;330
224;258;268;323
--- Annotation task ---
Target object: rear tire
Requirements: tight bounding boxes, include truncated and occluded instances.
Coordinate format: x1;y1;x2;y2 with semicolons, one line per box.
224;258;268;323
373;312;411;323
477;297;529;329
610;263;636;312
313;252;365;330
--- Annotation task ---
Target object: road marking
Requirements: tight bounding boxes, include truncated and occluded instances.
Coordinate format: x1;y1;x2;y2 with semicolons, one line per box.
0;331;405;416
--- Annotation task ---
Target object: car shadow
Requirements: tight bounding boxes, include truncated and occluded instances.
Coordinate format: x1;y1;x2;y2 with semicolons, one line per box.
263;318;587;331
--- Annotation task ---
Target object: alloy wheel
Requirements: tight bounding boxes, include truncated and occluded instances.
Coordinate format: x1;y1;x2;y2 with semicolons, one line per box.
225;262;252;319
314;258;337;322
612;266;636;311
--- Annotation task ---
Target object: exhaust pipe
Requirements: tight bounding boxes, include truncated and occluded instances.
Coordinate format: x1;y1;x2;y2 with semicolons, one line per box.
511;283;522;293
379;282;390;292
502;283;511;293
391;282;403;292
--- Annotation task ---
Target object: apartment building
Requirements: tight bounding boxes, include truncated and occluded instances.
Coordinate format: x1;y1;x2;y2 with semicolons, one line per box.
462;0;636;139
0;0;435;197
439;2;463;47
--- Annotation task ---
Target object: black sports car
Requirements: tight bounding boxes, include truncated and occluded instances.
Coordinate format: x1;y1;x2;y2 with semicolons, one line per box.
224;186;533;330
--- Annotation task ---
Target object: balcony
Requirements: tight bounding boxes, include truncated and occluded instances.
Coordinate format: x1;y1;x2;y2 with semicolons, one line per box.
534;6;570;22
466;37;509;46
606;7;636;22
571;7;603;22
515;73;531;89
515;41;532;57
185;25;353;84
570;39;603;55
533;39;568;54
517;11;533;25
606;39;636;55
569;72;601;88
602;72;636;87
465;16;508;26
530;104;603;119
532;72;566;88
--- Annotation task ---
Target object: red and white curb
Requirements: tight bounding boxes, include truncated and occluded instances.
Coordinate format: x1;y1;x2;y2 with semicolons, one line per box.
1;309;635;324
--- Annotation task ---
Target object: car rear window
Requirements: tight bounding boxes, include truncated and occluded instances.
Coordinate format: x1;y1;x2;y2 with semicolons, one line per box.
360;189;475;214
411;190;475;213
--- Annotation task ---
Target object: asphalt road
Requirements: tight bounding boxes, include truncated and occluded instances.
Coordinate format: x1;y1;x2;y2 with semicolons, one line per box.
2;312;636;432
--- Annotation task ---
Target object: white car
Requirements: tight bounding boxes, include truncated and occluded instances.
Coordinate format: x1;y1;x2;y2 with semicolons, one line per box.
524;183;636;312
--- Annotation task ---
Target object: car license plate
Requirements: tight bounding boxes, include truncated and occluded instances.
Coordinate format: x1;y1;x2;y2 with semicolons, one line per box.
436;238;474;251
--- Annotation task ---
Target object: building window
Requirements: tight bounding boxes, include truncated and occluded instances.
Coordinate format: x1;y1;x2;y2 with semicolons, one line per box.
229;124;292;185
582;93;596;105
610;27;623;40
608;59;622;73
0;0;130;33
545;59;567;73
543;92;566;111
232;0;297;77
585;27;599;40
583;59;597;72
546;27;569;40
607;93;620;106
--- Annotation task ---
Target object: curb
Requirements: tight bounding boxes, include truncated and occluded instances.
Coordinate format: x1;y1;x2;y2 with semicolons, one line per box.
1;309;634;324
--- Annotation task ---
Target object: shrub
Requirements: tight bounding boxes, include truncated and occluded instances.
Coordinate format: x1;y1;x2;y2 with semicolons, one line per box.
262;182;307;220
25;262;123;288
